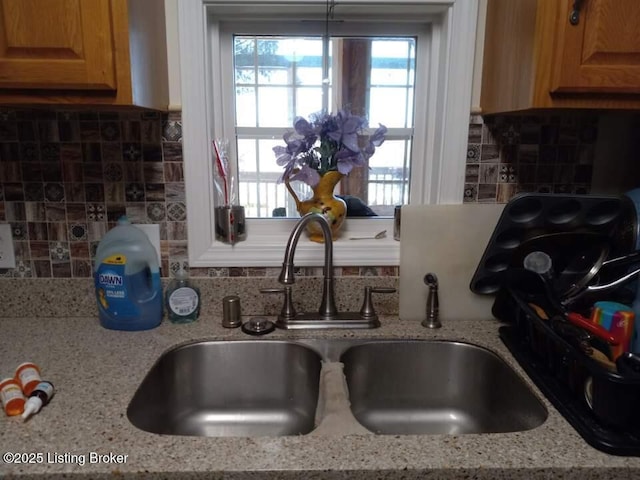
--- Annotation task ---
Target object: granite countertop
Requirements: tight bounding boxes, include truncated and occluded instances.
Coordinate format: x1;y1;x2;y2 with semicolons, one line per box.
2;315;640;479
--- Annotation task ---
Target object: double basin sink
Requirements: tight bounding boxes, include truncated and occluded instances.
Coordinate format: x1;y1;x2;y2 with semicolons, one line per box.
127;339;547;437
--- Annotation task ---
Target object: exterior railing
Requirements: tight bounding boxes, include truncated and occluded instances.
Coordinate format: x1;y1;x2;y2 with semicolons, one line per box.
238;167;408;218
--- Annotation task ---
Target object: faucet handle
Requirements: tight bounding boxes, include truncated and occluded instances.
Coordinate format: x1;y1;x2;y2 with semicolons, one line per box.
260;286;296;320
359;286;396;319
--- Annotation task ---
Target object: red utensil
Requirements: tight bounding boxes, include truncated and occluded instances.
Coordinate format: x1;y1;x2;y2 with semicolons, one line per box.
566;311;620;346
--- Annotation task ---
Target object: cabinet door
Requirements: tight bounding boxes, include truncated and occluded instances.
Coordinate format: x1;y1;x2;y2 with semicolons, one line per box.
0;0;117;90
550;0;640;94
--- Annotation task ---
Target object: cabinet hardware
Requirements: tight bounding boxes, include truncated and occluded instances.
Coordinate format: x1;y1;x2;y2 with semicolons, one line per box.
570;0;585;25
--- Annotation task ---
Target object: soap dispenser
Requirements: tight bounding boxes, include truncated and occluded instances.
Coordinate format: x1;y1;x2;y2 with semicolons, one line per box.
165;267;201;323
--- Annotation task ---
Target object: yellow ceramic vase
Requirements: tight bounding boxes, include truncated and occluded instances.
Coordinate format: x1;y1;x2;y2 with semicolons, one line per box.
285;170;347;243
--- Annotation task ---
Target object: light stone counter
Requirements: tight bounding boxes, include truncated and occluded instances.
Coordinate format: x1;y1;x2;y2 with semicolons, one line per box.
1;315;640;479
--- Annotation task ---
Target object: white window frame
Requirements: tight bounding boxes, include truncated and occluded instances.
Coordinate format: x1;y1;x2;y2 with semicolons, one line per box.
178;0;478;267
228;23;419;218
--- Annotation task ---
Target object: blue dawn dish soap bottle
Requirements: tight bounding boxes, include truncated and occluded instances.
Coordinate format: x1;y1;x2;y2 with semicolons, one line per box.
94;216;163;331
165;266;201;323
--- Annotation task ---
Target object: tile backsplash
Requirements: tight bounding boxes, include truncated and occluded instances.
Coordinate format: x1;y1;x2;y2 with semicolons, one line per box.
0;109;600;278
463;113;597;203
0;109;187;278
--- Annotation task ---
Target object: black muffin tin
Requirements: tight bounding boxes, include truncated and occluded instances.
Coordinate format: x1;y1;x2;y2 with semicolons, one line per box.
470;193;625;295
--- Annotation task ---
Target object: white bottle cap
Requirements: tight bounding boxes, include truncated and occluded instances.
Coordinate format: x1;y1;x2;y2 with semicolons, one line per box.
21;396;43;421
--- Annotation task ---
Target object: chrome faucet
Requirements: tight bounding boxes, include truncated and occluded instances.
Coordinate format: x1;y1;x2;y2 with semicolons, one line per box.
279;212;337;318
261;212;395;330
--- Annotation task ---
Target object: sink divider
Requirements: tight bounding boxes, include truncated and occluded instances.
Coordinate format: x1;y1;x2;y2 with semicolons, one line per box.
310;361;373;436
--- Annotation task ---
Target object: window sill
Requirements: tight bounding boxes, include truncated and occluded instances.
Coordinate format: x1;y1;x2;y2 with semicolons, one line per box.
188;217;399;267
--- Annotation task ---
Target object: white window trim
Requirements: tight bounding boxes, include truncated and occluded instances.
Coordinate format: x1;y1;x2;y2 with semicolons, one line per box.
178;0;478;267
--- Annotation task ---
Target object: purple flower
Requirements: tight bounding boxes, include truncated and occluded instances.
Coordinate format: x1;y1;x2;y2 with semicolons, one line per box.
370;124;387;147
326;110;365;153
290;164;321;187
274;109;387;186
362;124;388;158
274;130;313;182
274;146;296;182
293;116;317;140
334;149;365;175
286;131;310;157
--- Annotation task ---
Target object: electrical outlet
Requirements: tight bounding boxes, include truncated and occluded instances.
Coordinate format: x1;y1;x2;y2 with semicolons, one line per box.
0;224;16;269
133;224;161;266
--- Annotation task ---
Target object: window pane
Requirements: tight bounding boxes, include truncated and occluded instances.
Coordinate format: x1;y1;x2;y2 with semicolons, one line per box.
368;38;415;128
238;138;286;217
371;39;415;86
257;87;291;126
235;67;255;84
232;33;416;218
236;87;256;127
237;138;313;217
234;38;255;70
296;66;323;85
237;138;257;174
257;138;283;173
367;140;411;213
257;68;292;85
369;87;412;128
275;38;323;66
296;87;324;118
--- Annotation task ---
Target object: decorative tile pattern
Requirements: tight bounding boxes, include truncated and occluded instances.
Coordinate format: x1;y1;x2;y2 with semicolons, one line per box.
122;143;142;162
49;241;70;261
463;113;599;203
0;109;187;278
0;109;599;278
69;224;87;241
162;116;182;142
166;202;186;221
146;202;166;222
100;121;121;142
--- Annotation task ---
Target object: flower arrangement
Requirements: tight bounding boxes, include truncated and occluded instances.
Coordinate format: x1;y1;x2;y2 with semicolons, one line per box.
273;109;387;187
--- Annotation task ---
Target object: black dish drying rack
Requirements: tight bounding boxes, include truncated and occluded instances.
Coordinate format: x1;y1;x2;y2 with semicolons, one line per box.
474;193;640;456
494;288;640;456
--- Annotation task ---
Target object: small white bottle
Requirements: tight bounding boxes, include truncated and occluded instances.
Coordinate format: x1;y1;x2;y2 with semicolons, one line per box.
21;381;54;421
165;267;201;323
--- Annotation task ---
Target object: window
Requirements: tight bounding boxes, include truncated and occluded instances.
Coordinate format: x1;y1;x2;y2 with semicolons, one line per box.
178;1;478;267
230;32;416;218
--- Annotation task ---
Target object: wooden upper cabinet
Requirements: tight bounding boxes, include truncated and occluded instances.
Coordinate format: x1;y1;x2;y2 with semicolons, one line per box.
0;0;169;109
481;0;640;114
0;0;117;90
551;0;640;94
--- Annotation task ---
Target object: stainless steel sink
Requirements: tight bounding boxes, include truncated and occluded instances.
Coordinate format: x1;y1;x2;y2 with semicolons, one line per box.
127;340;322;437
128;338;547;437
341;340;548;435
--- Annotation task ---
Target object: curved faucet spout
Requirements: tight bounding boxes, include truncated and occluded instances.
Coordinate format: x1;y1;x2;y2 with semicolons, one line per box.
279;213;333;284
279;213;336;317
